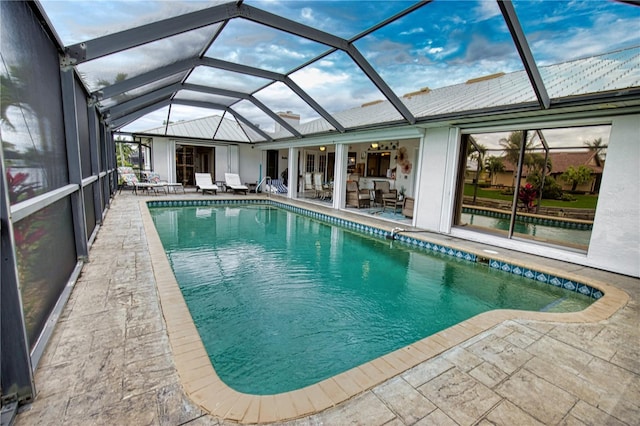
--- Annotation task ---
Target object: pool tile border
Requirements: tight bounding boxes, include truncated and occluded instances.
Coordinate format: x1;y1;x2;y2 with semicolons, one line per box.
142;198;628;424
148;199;601;300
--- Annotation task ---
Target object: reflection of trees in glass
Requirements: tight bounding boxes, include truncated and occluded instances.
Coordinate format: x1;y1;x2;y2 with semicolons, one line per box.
1;65;67;198
484;156;504;186
97;72;130;105
561;165;592;192
584;137;606;166
115;138;135;167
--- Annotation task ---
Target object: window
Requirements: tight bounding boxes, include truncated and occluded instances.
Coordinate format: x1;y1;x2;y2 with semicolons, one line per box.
454;125;610;251
366;152;391;177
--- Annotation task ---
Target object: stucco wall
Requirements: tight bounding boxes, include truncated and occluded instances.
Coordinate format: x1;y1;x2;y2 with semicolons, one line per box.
415;116;639;277
587;115;640;277
415;127;460;232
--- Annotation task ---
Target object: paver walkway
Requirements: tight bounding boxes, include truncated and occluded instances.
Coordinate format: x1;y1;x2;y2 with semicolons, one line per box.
16;192;639;425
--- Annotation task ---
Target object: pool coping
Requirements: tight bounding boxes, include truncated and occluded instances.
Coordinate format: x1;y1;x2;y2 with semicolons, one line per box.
140;198;629;424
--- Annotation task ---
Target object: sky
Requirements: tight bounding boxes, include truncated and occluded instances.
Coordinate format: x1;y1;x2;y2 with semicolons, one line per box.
39;0;640;134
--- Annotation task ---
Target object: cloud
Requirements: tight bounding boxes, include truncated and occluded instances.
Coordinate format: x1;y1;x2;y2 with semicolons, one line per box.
399;27;425;36
473;1;501;22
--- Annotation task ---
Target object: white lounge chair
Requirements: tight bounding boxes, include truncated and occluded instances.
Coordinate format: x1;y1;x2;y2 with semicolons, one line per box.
195;173;218;195
224;173;248;194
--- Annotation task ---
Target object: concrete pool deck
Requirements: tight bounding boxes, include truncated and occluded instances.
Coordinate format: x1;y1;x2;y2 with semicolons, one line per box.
16;191;639;425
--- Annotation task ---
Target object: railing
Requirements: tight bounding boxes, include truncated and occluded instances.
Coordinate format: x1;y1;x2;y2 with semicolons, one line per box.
255;176;272;196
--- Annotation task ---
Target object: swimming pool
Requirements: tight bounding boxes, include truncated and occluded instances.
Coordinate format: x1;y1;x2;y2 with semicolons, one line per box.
150;201;596;395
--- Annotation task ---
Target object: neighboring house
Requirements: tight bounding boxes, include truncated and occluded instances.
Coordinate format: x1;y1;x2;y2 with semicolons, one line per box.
492;151;604;193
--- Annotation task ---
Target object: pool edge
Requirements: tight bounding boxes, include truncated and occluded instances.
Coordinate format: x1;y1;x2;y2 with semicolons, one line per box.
139;199;629;424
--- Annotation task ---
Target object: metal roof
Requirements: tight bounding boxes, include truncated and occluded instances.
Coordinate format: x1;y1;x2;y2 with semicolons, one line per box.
37;0;640;142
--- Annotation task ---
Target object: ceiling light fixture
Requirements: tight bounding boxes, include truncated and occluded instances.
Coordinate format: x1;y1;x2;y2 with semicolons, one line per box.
371;143;379;149
319;146;326;151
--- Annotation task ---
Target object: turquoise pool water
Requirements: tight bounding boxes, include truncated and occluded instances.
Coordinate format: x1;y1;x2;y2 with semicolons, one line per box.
150;204;593;395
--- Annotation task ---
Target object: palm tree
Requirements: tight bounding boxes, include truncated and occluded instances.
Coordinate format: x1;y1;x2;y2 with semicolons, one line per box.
466;137;486;204
584;137;606;167
484;156;505;186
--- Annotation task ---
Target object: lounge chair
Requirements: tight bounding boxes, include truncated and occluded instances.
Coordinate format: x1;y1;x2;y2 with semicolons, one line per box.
346;180;370;208
119;172;165;195
224;173;248;194
142;171;185;193
195;173;218;195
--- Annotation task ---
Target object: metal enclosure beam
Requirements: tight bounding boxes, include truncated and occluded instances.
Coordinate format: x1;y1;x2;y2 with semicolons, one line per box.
284;77;345;132
107;83;181;118
346;45;416;124
498;0;550;109
96;58;198;100
0;146;35;406
65;3;240;63
60;69;89;260
200;57;283;81
109;99;171;130
248;96;302;137
171;99;273;141
181;84;303;137
88;107;104;226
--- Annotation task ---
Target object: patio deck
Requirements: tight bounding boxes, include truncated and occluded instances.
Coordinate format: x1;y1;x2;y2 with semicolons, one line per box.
15;190;639;425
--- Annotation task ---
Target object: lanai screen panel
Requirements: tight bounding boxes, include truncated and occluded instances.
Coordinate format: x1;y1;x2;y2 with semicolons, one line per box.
99;72;189;110
1;1;70;200
513;0;640;98
232;99;295;137
186;67;273;93
119;105;172;134
254;82;332;133
40;0;228;45
204;19;331;74
353;0;536;117
173;90;239;107
76;24;220;91
290;50;404;128
245;0;416;39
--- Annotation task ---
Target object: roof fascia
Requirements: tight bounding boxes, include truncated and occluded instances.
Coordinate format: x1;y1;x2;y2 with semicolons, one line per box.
65;2;240;64
498;0;550;109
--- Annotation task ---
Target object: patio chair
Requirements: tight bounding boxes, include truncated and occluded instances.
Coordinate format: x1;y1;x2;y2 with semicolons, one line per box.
313;172;324;198
265;178;288;194
302;172;312;190
224;173;248;194
195;173;218;195
374;180;397;206
346;180;370;208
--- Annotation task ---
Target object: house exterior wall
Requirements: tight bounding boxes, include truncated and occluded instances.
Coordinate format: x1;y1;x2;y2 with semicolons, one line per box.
587;115;639;277
415;127;459;233
444;114;639;278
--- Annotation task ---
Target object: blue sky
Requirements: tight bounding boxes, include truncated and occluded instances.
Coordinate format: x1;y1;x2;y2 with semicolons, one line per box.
40;0;640;133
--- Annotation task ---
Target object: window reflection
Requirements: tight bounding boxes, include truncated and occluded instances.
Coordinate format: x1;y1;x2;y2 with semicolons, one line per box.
455;125;609;251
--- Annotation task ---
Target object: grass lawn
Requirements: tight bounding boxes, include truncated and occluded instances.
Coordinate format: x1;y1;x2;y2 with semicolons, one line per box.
463;184;598;209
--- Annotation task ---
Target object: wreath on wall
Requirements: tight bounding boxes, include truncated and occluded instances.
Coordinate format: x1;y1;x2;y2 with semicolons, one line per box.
397;146;412;175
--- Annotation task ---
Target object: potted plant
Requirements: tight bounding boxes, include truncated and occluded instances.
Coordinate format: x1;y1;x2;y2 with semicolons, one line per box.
399;186;406;200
